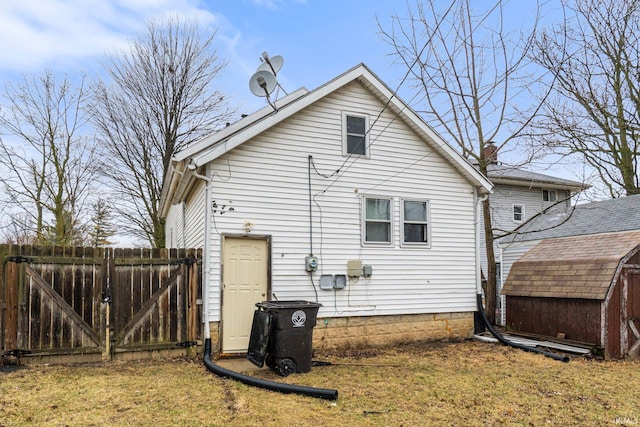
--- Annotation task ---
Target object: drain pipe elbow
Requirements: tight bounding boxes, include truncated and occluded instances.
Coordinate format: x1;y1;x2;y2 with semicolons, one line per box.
203;339;338;400
476;295;569;363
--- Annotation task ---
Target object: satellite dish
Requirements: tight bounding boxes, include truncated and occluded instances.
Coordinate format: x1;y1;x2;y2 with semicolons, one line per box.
257;54;284;75
249;70;277;97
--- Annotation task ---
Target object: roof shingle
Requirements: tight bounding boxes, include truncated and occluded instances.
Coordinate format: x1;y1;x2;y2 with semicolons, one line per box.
501;230;640;300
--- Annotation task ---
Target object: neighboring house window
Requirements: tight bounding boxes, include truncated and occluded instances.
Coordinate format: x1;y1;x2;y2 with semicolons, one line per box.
343;112;368;156
513;204;524;222
364;197;391;243
543;189;557;202
402;199;429;245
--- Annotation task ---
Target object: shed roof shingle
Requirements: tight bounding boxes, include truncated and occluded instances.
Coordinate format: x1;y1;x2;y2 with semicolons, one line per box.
501;230;640;300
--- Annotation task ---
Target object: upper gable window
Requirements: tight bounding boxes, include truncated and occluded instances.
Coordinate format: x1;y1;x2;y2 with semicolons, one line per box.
543;189;557;202
513;204;524;222
343;112;368;157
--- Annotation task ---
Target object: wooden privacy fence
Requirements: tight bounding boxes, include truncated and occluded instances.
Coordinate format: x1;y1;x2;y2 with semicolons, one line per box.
0;245;202;363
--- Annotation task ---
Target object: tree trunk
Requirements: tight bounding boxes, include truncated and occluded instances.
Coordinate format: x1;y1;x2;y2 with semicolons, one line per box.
482;197;497;325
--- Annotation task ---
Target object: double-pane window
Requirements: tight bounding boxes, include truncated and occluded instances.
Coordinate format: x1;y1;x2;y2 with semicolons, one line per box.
345;114;367;156
365;198;391;243
403;200;429;244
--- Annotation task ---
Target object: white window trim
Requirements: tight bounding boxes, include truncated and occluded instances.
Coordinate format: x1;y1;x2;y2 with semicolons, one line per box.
400;198;431;248
362;196;393;246
342;111;369;158
512;204;525;223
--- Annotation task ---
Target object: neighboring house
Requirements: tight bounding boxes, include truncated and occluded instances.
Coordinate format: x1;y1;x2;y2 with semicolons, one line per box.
159;63;493;355
501;230;640;359
476;151;585;321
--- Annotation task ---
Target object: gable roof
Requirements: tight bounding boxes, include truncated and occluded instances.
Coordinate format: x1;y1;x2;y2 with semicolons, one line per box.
160;63;493;216
501;230;640;300
486;163;585;191
499;194;640;245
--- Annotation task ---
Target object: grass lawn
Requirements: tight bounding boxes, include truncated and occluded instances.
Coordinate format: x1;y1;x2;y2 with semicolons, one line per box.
2;340;640;426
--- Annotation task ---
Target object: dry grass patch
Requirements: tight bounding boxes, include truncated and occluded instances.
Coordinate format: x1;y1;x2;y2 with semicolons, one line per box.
2;340;640;426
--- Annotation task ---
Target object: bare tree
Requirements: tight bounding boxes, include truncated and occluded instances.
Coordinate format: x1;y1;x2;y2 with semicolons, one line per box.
530;0;640;197
0;71;98;246
380;0;547;324
92;16;234;248
0;212;36;245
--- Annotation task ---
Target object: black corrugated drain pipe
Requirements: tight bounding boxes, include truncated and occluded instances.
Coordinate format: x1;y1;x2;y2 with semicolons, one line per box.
203;339;339;400
477;294;569;363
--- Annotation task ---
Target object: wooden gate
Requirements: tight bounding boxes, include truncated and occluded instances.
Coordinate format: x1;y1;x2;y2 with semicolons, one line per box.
0;245;201;363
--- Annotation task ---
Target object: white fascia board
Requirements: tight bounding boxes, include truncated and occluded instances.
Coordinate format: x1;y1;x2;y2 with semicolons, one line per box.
173;88;309;163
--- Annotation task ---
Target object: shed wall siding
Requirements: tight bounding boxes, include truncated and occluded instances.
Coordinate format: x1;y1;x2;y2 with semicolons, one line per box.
505;296;601;345
203;81;478;322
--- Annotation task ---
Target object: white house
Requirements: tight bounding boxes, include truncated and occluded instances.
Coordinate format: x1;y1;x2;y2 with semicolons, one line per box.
160;64;493;354
475;154;585;321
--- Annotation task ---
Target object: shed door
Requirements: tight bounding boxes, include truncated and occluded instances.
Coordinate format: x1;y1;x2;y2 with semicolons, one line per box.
221;238;269;353
627;272;640;358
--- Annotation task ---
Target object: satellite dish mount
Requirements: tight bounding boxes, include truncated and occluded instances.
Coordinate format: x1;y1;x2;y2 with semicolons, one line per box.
248;51;287;111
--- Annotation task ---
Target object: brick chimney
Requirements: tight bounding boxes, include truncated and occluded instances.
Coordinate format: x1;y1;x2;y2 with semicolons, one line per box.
484;142;498;164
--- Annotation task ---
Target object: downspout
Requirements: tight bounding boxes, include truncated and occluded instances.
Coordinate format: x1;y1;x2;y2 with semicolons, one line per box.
189;162;212;341
473;188;568;363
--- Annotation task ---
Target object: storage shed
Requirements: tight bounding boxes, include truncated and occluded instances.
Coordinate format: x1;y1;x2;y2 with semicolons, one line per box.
501;230;640;359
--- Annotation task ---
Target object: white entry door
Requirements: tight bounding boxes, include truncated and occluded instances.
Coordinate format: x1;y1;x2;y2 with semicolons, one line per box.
221;237;269;353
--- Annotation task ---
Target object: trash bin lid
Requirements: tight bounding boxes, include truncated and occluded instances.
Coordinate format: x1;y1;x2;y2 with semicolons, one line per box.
256;300;322;309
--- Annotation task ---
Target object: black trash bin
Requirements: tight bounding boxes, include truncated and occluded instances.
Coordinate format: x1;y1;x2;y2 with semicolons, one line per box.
247;300;321;376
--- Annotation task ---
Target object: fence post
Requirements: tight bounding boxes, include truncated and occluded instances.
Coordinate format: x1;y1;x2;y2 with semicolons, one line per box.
101;248;113;362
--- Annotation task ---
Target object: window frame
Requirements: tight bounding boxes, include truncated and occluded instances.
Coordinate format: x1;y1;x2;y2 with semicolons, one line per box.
362;196;393;246
342;111;369;158
400;198;430;247
512;204;525;223
542;189;557;202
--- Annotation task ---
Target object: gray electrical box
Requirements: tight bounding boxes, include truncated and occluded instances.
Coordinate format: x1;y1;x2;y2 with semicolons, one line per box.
319;274;334;290
305;256;318;272
363;264;373;277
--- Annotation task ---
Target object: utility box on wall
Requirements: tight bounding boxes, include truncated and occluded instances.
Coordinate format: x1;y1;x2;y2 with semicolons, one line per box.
347;260;362;277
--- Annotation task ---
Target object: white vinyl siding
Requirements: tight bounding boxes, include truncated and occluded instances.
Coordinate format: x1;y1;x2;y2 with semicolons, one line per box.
183;180;206;248
164;202;184;248
200;81;479;321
